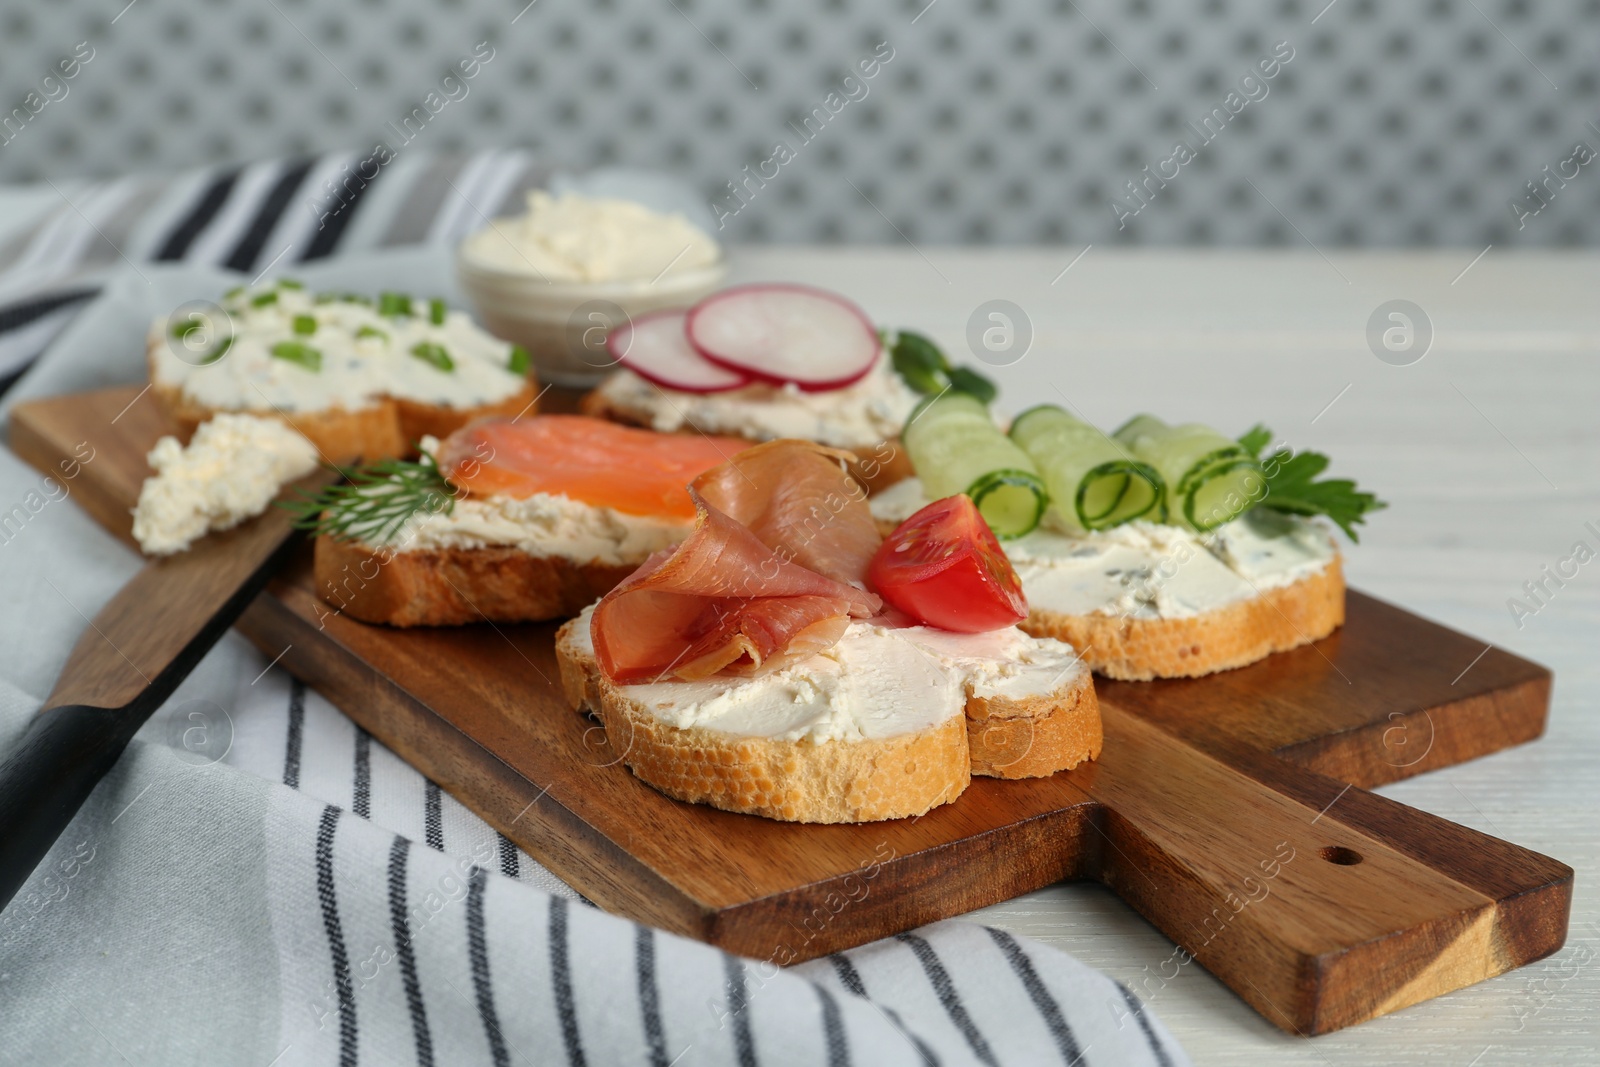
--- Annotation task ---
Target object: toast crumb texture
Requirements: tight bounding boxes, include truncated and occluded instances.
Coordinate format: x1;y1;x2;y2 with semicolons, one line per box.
313;537;635;627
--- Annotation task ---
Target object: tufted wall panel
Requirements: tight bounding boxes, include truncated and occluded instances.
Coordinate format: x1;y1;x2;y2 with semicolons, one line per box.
0;0;1596;246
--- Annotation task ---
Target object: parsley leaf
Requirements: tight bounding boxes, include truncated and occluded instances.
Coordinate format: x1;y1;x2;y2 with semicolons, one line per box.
1240;425;1386;541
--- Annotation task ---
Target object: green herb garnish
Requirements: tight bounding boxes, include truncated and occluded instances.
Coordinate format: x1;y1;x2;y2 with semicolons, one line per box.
1239;424;1386;541
379;292;412;317
203;335;234;364
508;344;531;376
223;285;245;299
251;291;279;308
887;329;997;403
429;298;447;325
280;457;455;544
356;325;389;343
890;331;946;392
170;314;206;341
410;342;454;372
270;340;322;372
278;278;304;290
292;314;317;336
946;365;997;405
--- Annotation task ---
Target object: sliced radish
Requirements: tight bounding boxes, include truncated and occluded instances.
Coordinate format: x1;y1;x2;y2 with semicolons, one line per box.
686;284;880;392
608;309;752;394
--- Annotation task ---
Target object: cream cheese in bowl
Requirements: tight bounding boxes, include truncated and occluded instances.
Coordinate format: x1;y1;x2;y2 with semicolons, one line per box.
457;191;725;386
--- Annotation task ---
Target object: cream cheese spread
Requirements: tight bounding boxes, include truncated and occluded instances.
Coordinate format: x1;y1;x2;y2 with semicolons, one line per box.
870;477;1338;620
460;191;720;283
132;413;318;555
568;608;1084;744
149;282;527;414
594;361;919;451
377;491;689;567
348;436;689;568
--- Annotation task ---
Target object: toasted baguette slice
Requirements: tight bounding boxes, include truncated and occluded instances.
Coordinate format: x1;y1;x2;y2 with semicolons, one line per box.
313;537;636;627
1021;558;1345;681
554;612;1100;823
579;386;914;493
151;368;538;465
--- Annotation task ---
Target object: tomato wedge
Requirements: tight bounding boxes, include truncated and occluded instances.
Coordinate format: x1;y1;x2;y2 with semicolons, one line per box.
867;495;1028;633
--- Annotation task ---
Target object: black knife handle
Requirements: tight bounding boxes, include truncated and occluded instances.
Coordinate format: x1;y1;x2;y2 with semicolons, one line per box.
0;704;136;907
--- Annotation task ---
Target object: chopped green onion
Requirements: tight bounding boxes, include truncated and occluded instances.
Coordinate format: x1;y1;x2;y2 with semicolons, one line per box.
270;341;323;372
341;293;373;306
277;278;303;290
223;285;245;299
410;342;454;372
508;344;531;376
292;314;317;336
202;335;234;364
251;291;279;308
379;292;412;317
428;298;447;325
170;315;205;340
356;325;389;343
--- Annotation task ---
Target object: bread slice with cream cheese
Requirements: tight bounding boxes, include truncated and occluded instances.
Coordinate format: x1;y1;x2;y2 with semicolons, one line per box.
870;477;1345;681
148;281;538;463
312;490;689;628
555;606;1101;823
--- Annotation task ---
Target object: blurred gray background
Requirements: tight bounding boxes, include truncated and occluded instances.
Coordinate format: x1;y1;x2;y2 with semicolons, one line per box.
1;0;1597;246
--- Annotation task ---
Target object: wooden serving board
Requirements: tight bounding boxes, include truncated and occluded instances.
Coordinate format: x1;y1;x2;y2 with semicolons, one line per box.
10;385;1572;1036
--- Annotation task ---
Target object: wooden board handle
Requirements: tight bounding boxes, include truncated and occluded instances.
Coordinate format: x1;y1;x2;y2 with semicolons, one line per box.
1082;703;1573;1034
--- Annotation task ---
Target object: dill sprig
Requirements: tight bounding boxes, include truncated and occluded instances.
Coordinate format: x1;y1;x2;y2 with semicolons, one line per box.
279;456;456;544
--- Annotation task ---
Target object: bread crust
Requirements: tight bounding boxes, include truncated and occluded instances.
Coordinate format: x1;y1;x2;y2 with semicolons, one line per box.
965;671;1102;779
314;537;635;627
555;618;971;823
554;616;1103;820
148;343;539;464
1021;558;1346;681
580;386;913;493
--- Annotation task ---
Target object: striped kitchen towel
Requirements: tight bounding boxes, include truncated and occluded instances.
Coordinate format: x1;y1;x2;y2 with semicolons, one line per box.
0;150;553;389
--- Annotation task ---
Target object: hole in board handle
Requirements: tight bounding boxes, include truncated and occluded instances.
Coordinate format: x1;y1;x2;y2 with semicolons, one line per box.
1320;846;1363;866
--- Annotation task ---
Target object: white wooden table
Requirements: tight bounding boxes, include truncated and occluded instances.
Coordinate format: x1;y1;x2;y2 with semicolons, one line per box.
728;248;1600;1066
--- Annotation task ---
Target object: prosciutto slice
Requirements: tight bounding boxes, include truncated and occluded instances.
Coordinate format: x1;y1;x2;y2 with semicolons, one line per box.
590;441;883;684
689;439;882;588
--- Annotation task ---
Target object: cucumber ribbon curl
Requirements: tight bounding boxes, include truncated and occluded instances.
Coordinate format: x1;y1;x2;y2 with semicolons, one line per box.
1009;405;1166;531
902;392;1047;538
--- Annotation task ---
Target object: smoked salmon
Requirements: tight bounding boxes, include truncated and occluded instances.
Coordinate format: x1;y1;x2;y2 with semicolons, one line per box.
437;416;750;520
590;441;884;683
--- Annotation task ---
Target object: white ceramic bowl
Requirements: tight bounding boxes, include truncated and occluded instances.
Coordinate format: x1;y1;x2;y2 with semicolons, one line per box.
456;243;726;388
